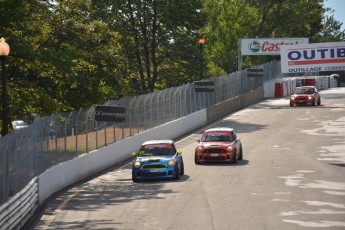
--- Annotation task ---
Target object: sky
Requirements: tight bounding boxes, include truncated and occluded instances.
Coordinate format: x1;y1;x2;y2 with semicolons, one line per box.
322;0;345;31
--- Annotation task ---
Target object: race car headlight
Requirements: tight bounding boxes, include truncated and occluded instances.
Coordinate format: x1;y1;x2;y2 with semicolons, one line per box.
227;146;233;151
291;96;295;100
134;161;141;168
168;160;175;166
308;95;312;100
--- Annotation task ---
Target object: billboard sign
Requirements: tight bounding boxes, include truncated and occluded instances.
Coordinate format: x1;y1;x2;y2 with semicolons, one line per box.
241;38;309;55
194;81;215;92
280;42;345;73
95;105;126;122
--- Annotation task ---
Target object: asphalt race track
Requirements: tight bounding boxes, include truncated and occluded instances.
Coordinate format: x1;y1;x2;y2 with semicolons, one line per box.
31;88;345;230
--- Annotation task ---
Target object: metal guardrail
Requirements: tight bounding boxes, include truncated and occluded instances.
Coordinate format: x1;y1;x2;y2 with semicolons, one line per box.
0;177;38;230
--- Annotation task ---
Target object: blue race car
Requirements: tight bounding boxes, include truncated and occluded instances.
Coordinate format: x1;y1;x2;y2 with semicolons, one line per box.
131;140;184;182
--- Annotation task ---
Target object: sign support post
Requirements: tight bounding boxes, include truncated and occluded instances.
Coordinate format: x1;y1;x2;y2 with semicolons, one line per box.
238;38;242;71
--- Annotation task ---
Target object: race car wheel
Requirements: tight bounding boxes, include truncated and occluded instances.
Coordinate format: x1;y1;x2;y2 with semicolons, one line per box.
317;98;321;105
312;99;316;106
174;165;180;180
232;149;238;164
180;161;184;175
238;144;243;160
194;152;201;165
132;171;140;183
290;103;293;107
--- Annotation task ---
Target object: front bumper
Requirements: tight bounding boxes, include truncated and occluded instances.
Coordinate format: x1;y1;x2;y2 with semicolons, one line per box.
290;98;314;106
196;152;234;162
132;166;177;179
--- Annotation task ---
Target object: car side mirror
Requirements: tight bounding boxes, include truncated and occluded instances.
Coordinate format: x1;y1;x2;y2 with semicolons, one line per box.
131;152;137;157
177;151;182;155
196;138;200;143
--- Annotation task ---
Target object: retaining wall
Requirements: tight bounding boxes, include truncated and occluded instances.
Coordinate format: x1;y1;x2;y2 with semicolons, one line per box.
207;87;264;122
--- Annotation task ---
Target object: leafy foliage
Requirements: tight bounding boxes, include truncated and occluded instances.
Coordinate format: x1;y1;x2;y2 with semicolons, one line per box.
91;0;205;94
316;14;345;42
202;0;261;73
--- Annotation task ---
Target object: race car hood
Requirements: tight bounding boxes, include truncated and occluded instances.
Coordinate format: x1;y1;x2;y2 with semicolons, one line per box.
135;155;174;163
292;93;313;98
199;141;235;148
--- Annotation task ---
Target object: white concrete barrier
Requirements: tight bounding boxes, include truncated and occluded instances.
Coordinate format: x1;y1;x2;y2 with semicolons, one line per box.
264;79;276;98
273;76;337;98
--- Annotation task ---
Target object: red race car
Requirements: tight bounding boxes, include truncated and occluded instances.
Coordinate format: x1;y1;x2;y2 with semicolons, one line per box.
195;127;243;164
290;86;321;107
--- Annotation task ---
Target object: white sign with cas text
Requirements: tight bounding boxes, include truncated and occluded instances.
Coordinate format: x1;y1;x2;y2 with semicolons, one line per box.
241;38;309;55
280;42;345;73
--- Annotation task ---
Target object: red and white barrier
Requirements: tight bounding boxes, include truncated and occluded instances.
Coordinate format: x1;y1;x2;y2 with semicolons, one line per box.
273;75;338;98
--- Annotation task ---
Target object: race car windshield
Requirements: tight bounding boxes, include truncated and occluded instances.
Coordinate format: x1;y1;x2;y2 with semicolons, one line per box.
201;135;235;142
295;88;314;94
140;147;175;156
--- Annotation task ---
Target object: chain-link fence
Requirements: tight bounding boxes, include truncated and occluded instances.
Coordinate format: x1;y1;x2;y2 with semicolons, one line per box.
0;61;315;205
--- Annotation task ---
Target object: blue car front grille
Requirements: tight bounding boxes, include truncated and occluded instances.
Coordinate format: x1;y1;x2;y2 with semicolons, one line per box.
142;172;167;177
141;164;167;169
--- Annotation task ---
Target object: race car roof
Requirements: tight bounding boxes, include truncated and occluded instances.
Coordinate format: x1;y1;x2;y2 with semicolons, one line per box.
296;86;316;89
204;127;234;133
141;139;174;146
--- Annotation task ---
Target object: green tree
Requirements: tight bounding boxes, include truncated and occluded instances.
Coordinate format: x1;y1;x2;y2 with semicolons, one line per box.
33;0;124;109
247;0;325;66
201;0;334;72
1;0;125;125
246;0;324;39
92;0;205;95
0;0;62;124
202;0;261;73
315;14;345;42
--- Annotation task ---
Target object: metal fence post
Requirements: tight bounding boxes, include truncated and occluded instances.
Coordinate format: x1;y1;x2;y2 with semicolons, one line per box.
104;122;107;146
